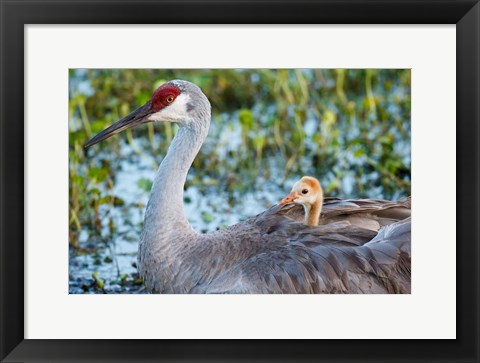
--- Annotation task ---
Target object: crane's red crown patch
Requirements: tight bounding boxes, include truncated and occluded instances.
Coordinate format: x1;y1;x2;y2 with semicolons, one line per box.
151;84;181;112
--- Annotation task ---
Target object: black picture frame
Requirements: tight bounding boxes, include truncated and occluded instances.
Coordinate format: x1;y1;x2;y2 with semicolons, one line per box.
1;1;479;362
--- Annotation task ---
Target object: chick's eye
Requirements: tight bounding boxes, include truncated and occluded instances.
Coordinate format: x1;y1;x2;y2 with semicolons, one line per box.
166;95;175;103
301;189;308;195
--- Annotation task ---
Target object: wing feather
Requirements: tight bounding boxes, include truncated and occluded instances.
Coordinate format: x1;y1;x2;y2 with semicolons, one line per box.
158;197;411;294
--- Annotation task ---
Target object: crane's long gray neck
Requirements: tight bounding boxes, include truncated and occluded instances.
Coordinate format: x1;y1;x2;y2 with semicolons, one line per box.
142;120;209;242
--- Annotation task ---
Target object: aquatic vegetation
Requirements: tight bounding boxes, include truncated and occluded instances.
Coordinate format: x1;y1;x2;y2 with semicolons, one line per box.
69;69;411;293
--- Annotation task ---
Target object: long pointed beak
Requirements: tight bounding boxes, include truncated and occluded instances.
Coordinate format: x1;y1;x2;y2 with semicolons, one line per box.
84;102;154;149
279;192;298;205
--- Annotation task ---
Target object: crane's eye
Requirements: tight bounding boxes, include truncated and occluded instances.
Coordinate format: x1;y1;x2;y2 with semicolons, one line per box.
301;189;308;194
166;95;175;103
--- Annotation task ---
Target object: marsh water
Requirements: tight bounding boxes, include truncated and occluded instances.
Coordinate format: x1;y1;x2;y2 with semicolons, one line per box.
69;69;411;293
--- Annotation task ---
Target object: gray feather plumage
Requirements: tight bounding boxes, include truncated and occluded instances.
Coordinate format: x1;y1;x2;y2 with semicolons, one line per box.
140;200;411;294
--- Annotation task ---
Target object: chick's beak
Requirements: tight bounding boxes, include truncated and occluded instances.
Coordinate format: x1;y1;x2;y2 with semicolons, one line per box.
84;101;154;149
279;191;298;205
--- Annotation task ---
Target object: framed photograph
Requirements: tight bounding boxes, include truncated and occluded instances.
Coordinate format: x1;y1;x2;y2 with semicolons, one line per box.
1;0;479;362
69;67;414;294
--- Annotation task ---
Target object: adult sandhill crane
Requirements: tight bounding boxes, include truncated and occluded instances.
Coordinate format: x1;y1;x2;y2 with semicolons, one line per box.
85;80;411;294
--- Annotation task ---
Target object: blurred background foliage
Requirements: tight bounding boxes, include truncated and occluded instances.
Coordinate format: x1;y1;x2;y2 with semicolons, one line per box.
69;69;410;293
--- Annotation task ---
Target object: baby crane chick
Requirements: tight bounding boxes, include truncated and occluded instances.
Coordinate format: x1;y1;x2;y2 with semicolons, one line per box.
279;176;323;226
